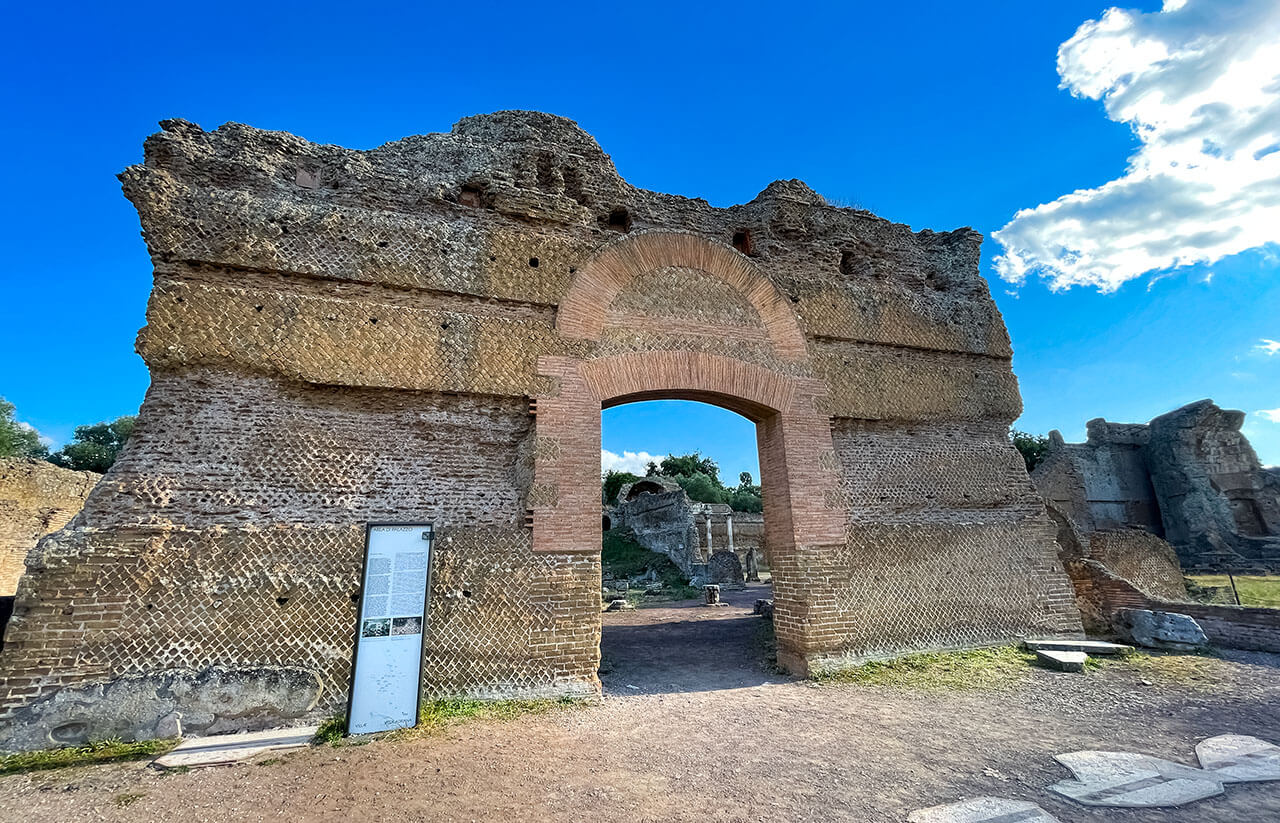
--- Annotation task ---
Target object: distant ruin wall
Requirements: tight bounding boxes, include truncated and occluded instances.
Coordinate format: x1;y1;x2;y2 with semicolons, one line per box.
1033;400;1280;571
0;459;98;597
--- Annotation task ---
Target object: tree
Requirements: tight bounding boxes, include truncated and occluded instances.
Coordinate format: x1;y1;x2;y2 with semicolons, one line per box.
1010;428;1050;472
728;488;763;513
739;471;752;488
0;397;47;459
48;416;136;473
602;470;641;504
673;471;728;505
654;451;721;485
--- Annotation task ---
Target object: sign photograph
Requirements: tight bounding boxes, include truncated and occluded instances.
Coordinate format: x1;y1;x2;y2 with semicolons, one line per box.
347;523;433;735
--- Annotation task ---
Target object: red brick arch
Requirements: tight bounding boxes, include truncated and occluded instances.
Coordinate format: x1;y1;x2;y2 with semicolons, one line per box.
557;231;808;361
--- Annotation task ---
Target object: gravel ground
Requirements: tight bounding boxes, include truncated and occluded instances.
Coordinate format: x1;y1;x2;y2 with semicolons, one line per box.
1;582;1277;822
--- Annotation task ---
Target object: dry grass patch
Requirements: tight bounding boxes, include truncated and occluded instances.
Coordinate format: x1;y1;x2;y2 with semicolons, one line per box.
814;645;1036;691
1089;649;1226;691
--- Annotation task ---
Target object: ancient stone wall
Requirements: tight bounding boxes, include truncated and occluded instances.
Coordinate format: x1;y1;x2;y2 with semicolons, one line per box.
0;111;1080;750
1032;400;1280;570
0;459;98;596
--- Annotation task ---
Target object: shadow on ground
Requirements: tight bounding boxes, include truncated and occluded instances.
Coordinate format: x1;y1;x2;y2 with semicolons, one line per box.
599;582;794;695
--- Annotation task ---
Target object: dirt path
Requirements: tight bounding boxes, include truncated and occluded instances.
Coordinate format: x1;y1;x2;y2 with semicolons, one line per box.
2;584;1278;822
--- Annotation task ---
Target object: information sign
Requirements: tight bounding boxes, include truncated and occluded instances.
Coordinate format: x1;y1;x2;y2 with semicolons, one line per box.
347;523;433;735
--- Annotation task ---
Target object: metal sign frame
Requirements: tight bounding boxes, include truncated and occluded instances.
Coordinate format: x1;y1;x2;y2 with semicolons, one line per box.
345;522;435;735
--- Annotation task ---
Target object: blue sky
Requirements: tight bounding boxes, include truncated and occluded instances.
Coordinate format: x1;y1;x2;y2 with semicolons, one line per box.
2;1;1277;480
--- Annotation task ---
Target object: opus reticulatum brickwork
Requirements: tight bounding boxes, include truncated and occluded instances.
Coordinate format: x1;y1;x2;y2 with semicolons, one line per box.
0;111;1082;750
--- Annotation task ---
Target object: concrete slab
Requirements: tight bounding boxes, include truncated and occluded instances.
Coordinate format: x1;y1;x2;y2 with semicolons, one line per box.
1196;734;1280;783
153;725;318;769
1049;750;1223;808
1033;649;1087;672
1023;639;1133;655
907;796;1059;822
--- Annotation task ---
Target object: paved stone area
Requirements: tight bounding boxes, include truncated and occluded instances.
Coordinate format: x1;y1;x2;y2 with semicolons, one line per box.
1048;751;1225;807
908;796;1059;822
1196;734;1280;783
153;726;318;769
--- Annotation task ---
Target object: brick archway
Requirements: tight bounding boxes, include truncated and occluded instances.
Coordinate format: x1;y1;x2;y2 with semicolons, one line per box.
532;347;844;675
556;231;808;361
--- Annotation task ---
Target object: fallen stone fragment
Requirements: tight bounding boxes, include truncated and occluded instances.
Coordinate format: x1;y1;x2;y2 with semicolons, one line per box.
907;796;1059;822
1033;649;1087;672
153;725;318;769
1049;750;1223;808
1023;639;1132;655
1196;734;1280;782
1117;609;1208;651
605;598;633;612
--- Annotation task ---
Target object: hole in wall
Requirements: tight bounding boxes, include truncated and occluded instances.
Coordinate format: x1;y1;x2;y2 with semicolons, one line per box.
254;305;263;312
369;318;378;324
462;590;472;598
529;257;539;268
458;185;484;208
603;207;632;232
732;230;754;256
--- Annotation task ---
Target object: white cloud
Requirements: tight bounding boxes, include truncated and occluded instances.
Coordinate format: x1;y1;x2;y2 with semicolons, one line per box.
1258;338;1280;355
1257;408;1280;422
994;0;1280;292
601;449;662;476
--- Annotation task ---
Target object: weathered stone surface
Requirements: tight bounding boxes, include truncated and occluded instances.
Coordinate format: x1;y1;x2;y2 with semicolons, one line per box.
1195;734;1280;783
908;796;1059;822
1033;399;1280;571
707;549;744;586
1033;649;1087;672
0;111;1083;750
153;725;318;769
0;458;98;596
1117;609;1209;651
0;665;322;753
1049;750;1224;808
1024;639;1132;655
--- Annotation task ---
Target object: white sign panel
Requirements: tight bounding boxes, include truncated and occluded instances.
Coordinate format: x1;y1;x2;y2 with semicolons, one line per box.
347;524;433;735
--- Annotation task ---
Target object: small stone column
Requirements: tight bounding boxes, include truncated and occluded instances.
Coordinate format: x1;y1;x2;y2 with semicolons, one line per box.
726;514;735;555
705;514;713;555
703;584;721;606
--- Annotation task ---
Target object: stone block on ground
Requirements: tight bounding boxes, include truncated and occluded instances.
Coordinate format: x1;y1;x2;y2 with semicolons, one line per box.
753;599;774;619
1049;750;1223;808
1196;734;1280;783
1117;608;1209;651
1033;649;1087;672
153;725;318;769
907;796;1059;822
1024;639;1132;655
605;598;633;612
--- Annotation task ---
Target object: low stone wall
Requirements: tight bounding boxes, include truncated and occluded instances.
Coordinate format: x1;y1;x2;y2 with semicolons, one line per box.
0;459;99;596
1067;558;1280;652
1087;529;1188;602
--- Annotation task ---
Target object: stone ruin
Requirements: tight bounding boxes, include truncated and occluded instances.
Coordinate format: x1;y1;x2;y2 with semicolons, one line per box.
1033;399;1280;572
0;459;99;598
0;111;1083;751
605;477;763;584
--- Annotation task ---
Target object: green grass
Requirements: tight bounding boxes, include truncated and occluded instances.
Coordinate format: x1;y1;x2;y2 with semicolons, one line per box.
1186;574;1280;608
386;696;583;742
113;792;146;807
312;714;347;746
316;697;586;746
813;645;1037;691
602;530;699;601
0;737;177;776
